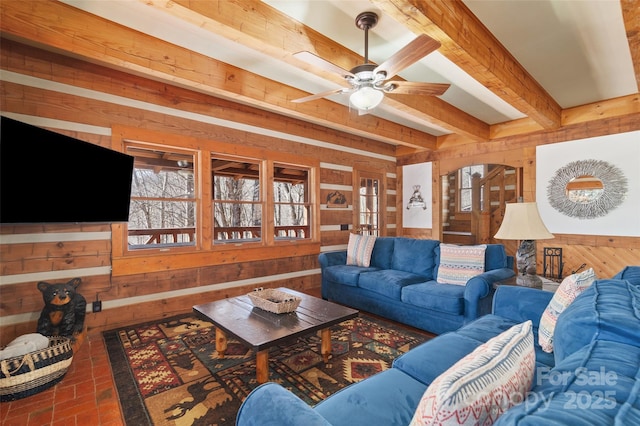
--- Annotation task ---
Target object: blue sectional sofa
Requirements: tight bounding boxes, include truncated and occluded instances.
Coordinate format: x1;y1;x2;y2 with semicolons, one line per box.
236;266;640;426
319;237;515;334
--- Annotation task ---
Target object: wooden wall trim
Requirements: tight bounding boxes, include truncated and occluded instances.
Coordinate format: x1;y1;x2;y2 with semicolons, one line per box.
112;242;321;276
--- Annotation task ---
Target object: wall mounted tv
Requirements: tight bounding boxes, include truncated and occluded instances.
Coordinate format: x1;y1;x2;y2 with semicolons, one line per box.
1;116;134;224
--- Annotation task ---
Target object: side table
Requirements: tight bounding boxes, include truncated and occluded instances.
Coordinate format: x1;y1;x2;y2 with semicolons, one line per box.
494;275;560;292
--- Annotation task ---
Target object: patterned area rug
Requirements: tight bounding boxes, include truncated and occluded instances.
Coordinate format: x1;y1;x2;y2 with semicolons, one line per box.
104;312;431;426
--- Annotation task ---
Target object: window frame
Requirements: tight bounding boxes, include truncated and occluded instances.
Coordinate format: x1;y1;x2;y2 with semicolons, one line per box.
126;142;200;252
457;165;486;213
110;126;320;274
272;162;312;241
354;168;385;236
212;153;264;245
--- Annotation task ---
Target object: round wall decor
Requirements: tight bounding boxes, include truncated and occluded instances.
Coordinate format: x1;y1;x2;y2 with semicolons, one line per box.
546;159;628;219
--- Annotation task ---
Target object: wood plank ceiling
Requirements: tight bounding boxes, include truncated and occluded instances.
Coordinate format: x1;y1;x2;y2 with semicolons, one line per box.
1;0;638;153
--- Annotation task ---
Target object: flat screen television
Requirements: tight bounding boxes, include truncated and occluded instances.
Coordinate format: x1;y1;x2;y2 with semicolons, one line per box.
1;116;134;224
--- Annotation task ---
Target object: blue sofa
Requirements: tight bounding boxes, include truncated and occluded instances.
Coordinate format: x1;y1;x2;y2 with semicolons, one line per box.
319;238;515;334
236;266;640;426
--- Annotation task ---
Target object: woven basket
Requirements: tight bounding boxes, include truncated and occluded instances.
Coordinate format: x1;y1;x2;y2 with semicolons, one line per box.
0;337;73;401
247;288;302;314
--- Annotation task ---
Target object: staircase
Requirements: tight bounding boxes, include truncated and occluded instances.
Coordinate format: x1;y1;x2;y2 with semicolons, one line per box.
443;165;520;244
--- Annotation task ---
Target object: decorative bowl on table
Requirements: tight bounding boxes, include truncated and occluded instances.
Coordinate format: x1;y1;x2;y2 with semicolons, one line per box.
247;288;301;314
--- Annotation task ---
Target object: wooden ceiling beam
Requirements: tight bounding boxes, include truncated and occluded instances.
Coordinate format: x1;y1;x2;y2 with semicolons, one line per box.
621;0;640;91
0;0;435;150
154;0;487;142
372;0;562;130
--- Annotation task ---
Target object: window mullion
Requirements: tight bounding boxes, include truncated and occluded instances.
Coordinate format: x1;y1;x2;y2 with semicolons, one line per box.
200;150;212;249
264;160;275;246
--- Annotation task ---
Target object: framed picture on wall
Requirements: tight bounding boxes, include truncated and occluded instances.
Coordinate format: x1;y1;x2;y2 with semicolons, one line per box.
326;191;349;208
403;162;432;229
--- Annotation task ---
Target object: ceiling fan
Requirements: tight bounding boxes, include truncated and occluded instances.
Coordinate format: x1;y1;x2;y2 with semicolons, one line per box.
292;11;450;112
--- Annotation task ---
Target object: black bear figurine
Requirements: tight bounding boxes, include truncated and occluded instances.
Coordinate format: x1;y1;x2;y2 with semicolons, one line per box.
36;278;87;341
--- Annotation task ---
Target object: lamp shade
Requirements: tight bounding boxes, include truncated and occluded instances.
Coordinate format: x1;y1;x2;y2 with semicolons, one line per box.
494;202;554;240
350;86;384;110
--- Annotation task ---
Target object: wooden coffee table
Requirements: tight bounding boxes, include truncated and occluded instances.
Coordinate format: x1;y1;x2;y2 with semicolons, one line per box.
193;288;358;384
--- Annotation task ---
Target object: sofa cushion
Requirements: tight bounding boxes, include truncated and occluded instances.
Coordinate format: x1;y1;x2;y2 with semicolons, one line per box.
538;268;596;353
369;237;395;269
358;270;428;300
410;321;535;426
553;279;640;363
436;243;487;285
495;339;640;425
456;314;556;369
393;333;485;386
483;244;508;270
323;265;379;287
391;238;439;277
314;368;428;426
401;282;465;315
346;233;376;267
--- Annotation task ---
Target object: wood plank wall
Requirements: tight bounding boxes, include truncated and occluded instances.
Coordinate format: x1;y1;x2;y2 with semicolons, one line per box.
0;40;396;344
398;115;640;280
2;39;639;345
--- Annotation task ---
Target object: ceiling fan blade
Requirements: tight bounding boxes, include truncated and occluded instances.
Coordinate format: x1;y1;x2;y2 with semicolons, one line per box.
385;81;450;96
292;87;350;103
293;51;355;78
374;34;441;80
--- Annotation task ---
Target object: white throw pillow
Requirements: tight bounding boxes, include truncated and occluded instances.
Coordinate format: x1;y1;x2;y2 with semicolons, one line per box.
436;244;486;285
410;321;535;426
346;233;376;267
538;268;596;353
0;333;49;360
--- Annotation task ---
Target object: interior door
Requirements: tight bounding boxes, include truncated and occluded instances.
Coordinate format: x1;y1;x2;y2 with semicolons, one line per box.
356;170;384;236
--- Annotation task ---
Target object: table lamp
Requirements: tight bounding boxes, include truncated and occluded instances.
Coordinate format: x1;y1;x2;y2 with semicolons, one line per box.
494;202;554;287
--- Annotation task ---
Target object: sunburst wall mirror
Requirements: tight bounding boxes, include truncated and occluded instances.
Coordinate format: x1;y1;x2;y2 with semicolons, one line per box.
536;132;639;237
546;159;628;219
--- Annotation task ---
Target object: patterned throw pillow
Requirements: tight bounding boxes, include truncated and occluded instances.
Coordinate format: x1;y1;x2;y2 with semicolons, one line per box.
346;233;376;267
436;244;487;285
410;321;535;426
538;268;596;353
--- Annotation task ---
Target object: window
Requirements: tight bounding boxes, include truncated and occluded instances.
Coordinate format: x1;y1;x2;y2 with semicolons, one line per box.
212;156;262;243
458;165;485;212
117;130;318;258
127;145;197;248
273;163;310;240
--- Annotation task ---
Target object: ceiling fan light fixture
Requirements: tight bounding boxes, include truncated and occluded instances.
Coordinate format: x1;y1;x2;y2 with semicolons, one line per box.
381;82;397;93
292;11;445;108
350;85;384;111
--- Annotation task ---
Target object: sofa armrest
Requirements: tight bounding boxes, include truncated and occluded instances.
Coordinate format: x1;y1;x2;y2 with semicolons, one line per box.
492;286;554;327
318;250;347;269
463;268;515;319
236;383;332;426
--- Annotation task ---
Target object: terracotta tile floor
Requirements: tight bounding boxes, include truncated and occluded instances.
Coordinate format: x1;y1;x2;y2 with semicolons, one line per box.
0;333;123;426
